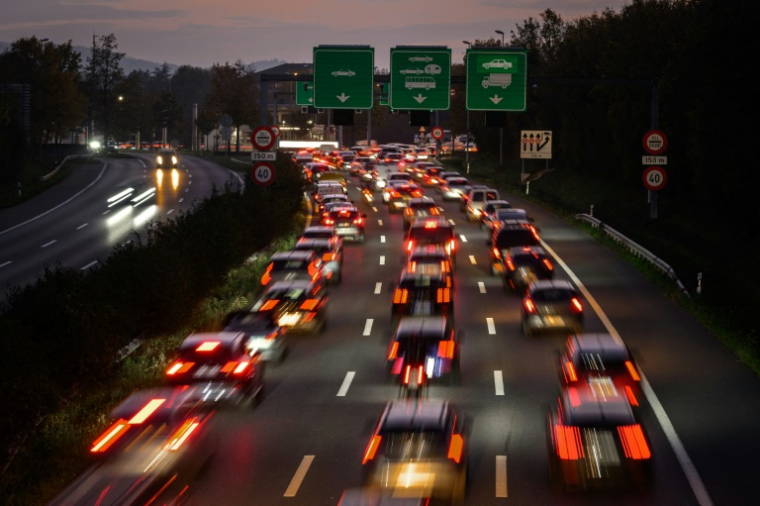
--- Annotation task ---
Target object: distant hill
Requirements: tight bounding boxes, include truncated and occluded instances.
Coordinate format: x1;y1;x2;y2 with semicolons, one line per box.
0;41;286;74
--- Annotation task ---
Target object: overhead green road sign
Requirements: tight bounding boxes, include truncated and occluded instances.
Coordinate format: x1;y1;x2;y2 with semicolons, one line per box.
390;47;451;110
466;49;527;111
296;82;313;106
313;46;374;109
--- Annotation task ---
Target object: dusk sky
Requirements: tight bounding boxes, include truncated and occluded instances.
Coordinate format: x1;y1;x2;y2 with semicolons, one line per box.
1;0;630;70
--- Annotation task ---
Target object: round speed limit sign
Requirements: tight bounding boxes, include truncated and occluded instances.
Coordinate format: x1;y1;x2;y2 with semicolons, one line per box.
251;162;276;186
642;166;667;191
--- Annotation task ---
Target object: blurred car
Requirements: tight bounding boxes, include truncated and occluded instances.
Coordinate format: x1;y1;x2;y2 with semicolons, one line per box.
405;217;457;266
461;188;500;221
439;177;471;201
362;399;468;504
338;488;429;505
339;150;357;169
409;161;435;180
403;197;442;230
381;180;411;202
300;225;343;248
558;333;642;406
165;332;265;406
349;161;368;177
222;311;288;363
438;172;462;185
421;166;445;186
480;200;512;230
318;193;351;213
489;220;541;263
251;278;328;333
387;184;424;213
407;244;455;284
156;147;178;169
487;209;532;233
391;270;453;326
314;182;347;205
52;387;216;506
321;201;354;221
324;206;366;243
383;152;404;165
547;383;652;491
294;236;344;284
493;246;554;292
521;280;584;336
260;250;322;286
388;171;414;184
386;316;459;387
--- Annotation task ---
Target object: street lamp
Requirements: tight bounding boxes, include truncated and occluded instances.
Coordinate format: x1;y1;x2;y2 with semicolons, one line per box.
495;30;504;46
462;40;471;47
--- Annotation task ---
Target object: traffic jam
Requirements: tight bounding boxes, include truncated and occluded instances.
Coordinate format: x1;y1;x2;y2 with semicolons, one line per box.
51;143;653;505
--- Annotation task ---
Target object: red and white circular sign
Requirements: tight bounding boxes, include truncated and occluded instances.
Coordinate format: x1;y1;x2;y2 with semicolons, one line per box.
251;126;275;151
642;166;667;191
642;130;667;155
270;125;281;138
251;162;276;186
431;126;444;140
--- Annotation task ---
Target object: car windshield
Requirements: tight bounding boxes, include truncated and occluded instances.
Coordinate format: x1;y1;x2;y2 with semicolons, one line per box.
512;254;546;269
532;288;576;302
262;287;307;301
495;230;539;249
410;228;454;244
270;260;308;271
303;231;333;239
379;430;447;459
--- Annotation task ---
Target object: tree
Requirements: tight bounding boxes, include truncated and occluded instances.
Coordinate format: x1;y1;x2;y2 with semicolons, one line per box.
205;61;259;152
86;34;125;143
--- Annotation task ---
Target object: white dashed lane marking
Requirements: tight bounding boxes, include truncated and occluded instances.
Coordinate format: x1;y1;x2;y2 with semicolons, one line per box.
336;371;356;397
469;255;477;265
487;318;496;335
374;282;382;294
478;282;486;293
76;223;88;230
496;455;508;497
494;370;505;396
363;319;374;336
41;240;57;248
379;256;385;265
283;455;315;497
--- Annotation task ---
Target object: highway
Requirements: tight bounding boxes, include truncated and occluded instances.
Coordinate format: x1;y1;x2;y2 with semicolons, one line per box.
49;160;760;506
0;153;243;292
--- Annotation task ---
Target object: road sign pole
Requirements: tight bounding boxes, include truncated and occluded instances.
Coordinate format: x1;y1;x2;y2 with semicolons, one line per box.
466;110;470;174
499;127;503;166
367;108;371;146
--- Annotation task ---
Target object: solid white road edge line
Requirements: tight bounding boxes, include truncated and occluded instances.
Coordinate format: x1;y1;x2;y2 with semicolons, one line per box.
374;282;382;294
337;371;356;396
496;455;508;497
363;319;374;336
486;317;496;335
0;163;108;237
494;370;505;396
283;455;315;497
478;282;486;294
539;238;713;506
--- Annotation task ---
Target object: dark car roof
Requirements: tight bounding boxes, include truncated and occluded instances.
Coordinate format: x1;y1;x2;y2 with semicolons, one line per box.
266;279;318;292
380;399;452;432
178;331;244;352
560;383;636;427
269;250;315;262
395;316;449;338
409;217;452;230
294;238;336;250
398;271;448;288
409;245;448;260
568;333;630;363
222;311;278;333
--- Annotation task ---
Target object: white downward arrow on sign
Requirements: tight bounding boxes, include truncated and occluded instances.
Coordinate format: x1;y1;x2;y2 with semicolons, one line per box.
337;93;350;103
489;95;503;104
308;98;313;103
413;94;427;104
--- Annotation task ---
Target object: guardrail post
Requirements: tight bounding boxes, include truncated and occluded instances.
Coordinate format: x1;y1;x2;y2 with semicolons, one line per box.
697;272;702;295
590;204;594;217
18;181;21;197
526;181;530;195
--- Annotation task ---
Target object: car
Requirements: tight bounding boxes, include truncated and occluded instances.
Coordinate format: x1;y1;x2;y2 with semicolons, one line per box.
156;147;178;169
251;279;328;333
399;68;424;75
317;193;351;213
59;387;216;506
558;333;643;406
383;152;404;164
349;161;367;177
461;188;500;221
409;161;435;180
362;399;467;503
408;55;433;62
324;206;366;243
387;171;413;183
391;271;453;326
317;170;348;188
482;58;513;70
332;69;356;77
221;310;288;363
405;217;457;266
547;383;652;491
260;250;322;286
294;237;344;284
386;316;459;386
381;179;412;202
521;280;584;336
300;225;343;248
494;246;554;292
438;171;462;184
421;166;445;186
165;332;265;406
480;200;512;230
407;244;455;284
338;150;356;169
313;182;347;204
489;220;541;261
403;197;442;230
439;177;471;201
386;185;424;213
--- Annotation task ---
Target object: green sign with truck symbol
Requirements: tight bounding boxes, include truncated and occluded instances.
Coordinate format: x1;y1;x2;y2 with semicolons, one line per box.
465;50;527;111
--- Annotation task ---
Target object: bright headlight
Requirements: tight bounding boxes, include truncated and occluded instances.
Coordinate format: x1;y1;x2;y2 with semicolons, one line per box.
171;156;178;165
90;140;101;149
157;156;163;164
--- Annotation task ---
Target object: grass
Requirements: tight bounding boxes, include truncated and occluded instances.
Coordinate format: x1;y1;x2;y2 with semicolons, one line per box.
442;153;760;376
0;157;76;207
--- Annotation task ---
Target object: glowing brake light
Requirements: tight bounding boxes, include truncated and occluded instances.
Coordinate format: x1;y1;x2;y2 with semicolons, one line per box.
424;221;437;229
300;298;319;311
91;420;130;453
196;341;220;352
129;399;166;425
261;264;273;285
407;240;414;252
618;424;651;459
564;360;578;382
448;433;464;463
624;385;639;406
542;258;554;271
523;298;536;313
166;418;201;451
260;299;279;311
625;360;641;381
363;435;382;464
353;217;363;225
436;288;451;304
308;262;319;277
233;361;250;375
388;341;399;360
393;289;409;304
324;218;334;225
167;361;194;375
554;424;584;460
492;247;501;259
322;253;335;262
570;297;583;313
530;225;540;241
437;340;455;359
505;258;515;271
568;387;581;407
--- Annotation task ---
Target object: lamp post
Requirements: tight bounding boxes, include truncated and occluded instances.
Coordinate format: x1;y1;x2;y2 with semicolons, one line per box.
495;30;505;166
462;41;472;174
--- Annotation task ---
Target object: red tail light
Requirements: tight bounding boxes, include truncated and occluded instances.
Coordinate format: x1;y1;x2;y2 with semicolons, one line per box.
570;297;583;313
506;259;515;271
167;361;194;376
448;239;456;252
393;289;409;304
166;418;201;451
407;240;414;252
568;387;581;407
407;261;417;273
388;341;399;360
618;424;651;459
448;433;464;463
324;218;334;225
441;261;450;273
91;419;130;453
438;340;455;359
363;435;382;464
564;360;578;382
542;258;554;271
523;298;536;313
300;298;319;311
436;288;451;304
260;299;279;311
625;360;640;381
492;247;501;259
530;226;540;241
624;386;639;406
353;217;363;225
303;311;316;322
403;365;412;385
308;262;319;277
322;253;335;262
261;264;273;285
417;365;425;384
554;425;584;460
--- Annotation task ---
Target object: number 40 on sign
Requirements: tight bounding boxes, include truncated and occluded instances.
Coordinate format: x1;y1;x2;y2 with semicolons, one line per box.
251;162;276;186
642;166;667;191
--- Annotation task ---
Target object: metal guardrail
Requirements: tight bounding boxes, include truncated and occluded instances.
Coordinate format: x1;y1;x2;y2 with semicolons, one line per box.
40;154;83;181
575;213;690;297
